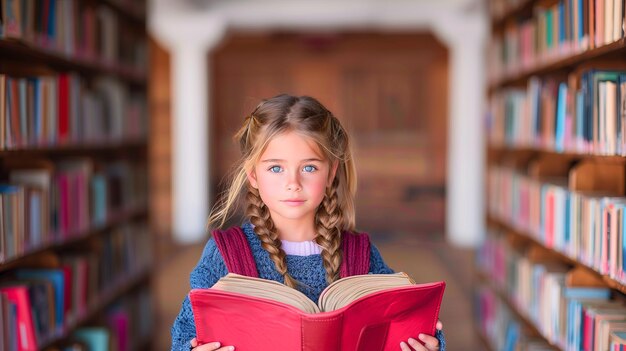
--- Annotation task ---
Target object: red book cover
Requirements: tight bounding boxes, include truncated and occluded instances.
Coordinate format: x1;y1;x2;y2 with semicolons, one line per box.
10;78;22;148
57;74;69;143
61;265;72;325
190;280;445;351
108;310;129;351
0;286;37;351
584;309;594;351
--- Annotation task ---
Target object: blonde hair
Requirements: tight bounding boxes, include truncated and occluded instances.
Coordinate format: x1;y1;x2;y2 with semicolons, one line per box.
207;94;358;287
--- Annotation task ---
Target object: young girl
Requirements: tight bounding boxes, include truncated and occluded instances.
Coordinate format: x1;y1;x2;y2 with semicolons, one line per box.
171;94;445;351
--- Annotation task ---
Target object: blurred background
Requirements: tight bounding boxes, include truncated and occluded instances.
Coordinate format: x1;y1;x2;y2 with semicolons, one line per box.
8;0;626;350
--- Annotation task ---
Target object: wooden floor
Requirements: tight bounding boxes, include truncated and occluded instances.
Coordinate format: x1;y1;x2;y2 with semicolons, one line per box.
154;228;484;350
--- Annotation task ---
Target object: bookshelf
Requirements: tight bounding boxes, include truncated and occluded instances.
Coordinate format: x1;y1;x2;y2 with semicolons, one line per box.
481;0;626;350
0;1;153;351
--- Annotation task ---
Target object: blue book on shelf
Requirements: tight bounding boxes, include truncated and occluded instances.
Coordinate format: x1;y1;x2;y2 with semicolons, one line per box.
592;71;623;147
563;286;611;299
48;0;56;40
503;321;520;351
9;301;17;351
73;328;109;351
564;287;611;349
91;175;107;226
15;269;65;331
556;82;567;151
546;10;554;49
577;0;584;42
29;194;41;247
617;74;626;152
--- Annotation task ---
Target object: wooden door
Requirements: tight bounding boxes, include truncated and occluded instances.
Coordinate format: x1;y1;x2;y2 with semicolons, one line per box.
211;32;448;235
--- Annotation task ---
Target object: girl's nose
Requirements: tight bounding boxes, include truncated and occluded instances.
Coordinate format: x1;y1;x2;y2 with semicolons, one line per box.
286;172;302;191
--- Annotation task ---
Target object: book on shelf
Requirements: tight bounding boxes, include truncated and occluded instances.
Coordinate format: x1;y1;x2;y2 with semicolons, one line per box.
0;73;147;150
610;330;626;349
190;272;445;351
489;0;626;84
1;0;146;72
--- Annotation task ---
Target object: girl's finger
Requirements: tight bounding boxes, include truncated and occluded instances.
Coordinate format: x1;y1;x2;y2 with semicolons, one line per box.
407;338;428;350
418;334;440;350
436;320;443;330
215;347;235;351
400;341;412;351
193;341;226;351
190;338;198;348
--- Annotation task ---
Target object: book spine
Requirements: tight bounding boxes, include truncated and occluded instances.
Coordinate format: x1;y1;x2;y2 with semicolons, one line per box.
301;315;342;351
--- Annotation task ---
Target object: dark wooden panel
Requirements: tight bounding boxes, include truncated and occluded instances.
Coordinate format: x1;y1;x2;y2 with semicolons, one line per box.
211;32;449;233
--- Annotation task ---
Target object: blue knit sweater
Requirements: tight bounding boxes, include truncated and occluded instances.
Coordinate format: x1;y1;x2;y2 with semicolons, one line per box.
171;222;446;350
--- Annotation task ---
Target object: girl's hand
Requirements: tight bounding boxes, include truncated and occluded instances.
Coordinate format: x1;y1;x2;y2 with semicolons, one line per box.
190;338;235;351
399;320;443;351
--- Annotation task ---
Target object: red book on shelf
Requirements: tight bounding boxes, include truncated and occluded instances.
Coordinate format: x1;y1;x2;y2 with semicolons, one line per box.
190;274;445;351
39;0;50;46
9;78;22;148
0;286;38;351
57;74;69;143
61;265;73;325
584;308;593;351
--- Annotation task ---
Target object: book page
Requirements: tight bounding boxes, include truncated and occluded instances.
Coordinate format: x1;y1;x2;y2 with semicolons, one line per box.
318;272;416;312
211;273;321;313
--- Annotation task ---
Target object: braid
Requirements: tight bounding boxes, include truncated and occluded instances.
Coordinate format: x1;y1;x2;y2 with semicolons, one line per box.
315;177;343;284
245;184;299;288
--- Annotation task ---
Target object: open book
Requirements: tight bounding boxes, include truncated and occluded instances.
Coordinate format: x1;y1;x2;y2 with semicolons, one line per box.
189;273;445;351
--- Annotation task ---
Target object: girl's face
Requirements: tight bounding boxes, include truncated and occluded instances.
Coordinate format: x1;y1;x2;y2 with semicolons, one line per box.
246;131;338;229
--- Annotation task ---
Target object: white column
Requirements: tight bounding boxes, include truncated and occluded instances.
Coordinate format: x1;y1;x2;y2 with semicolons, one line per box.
432;12;487;247
171;44;210;243
149;4;225;243
445;40;486;247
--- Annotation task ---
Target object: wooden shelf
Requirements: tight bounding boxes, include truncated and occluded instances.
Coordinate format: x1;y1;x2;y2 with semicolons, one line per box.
488;144;626;163
490;39;626;91
491;0;535;30
0;207;148;273
0;39;146;86
102;0;147;25
488;215;626;296
39;266;151;350
0;140;147;157
476;270;563;351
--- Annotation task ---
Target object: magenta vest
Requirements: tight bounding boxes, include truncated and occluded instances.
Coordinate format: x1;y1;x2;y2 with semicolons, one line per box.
212;226;371;278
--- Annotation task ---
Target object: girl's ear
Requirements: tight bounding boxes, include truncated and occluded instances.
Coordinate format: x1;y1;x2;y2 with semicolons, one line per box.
328;160;339;187
246;168;258;189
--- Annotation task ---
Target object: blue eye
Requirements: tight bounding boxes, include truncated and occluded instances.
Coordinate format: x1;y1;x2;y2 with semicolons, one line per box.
303;165;317;172
269;166;282;173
